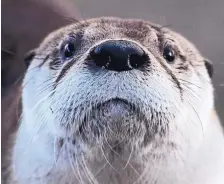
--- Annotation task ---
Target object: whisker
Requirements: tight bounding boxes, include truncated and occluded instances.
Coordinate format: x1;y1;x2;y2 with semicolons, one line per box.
100;145;119;172
187;101;204;133
129;163;140;177
178;78;202;89
104;135;120;156
66;143;83;183
122;144;133;170
2;48;15;55
81;155;98;184
94;162;108;177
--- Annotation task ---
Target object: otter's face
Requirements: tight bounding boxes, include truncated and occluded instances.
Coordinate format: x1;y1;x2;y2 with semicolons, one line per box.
23;17;214;154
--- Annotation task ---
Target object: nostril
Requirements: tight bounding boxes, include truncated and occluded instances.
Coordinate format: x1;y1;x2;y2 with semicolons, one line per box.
89;40;148;72
91;47;110;68
129;53;148;69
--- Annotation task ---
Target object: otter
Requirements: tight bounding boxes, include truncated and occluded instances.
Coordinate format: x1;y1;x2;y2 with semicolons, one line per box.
6;17;224;184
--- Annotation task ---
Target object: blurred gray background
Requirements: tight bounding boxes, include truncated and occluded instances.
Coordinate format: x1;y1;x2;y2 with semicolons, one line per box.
2;0;224;119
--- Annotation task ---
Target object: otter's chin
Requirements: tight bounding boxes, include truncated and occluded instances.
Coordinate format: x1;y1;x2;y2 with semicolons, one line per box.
98;99;134;120
76;98;148;144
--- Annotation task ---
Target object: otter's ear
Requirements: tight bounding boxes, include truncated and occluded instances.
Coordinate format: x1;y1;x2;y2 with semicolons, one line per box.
24;49;36;67
204;59;213;78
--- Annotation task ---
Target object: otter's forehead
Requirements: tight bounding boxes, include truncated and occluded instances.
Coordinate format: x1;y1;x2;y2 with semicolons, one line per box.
39;17;163;50
82;17;153;41
38;17;199;56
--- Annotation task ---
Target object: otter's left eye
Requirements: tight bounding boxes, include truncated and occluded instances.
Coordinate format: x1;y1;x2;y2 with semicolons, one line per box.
163;44;176;63
62;41;76;60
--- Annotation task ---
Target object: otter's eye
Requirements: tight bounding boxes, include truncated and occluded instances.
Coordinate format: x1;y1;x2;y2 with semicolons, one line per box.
62;41;76;60
163;44;176;63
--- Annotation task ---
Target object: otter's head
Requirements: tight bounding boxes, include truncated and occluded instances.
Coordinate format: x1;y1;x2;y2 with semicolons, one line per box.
22;17;214;156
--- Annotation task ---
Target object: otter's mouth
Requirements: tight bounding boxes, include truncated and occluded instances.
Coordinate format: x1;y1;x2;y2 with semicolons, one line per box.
75;97;150;139
96;98;138;112
90;97;145;120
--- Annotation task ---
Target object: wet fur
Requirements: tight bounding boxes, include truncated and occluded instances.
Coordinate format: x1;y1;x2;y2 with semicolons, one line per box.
10;17;224;184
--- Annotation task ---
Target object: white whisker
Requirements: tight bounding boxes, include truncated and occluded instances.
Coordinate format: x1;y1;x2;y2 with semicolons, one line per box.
100;145;119;172
123;145;133;170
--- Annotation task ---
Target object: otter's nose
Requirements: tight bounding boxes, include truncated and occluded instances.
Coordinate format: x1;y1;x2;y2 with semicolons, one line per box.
89;40;148;72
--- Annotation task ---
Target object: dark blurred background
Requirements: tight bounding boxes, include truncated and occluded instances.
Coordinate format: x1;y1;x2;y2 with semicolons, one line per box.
2;0;224;139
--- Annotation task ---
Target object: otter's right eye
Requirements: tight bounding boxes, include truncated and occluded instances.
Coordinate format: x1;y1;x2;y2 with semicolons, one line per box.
163;44;176;63
61;41;76;60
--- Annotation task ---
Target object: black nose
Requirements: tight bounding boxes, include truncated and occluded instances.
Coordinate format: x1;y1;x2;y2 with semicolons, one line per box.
89;40;148;72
